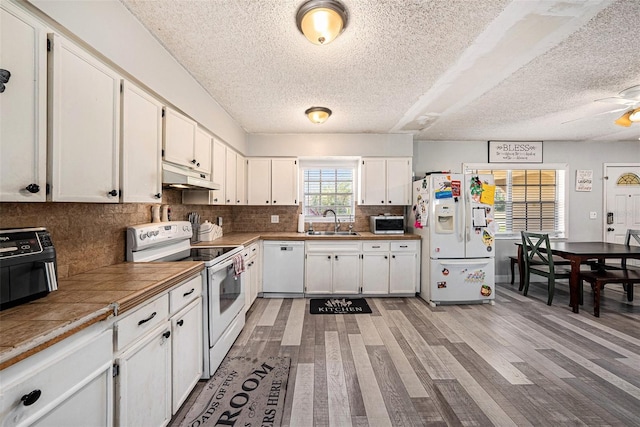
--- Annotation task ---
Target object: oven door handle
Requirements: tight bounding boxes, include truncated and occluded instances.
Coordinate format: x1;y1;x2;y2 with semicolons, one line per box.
210;257;236;273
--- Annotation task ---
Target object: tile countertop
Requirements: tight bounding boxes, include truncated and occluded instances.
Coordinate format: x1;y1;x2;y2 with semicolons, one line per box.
193;231;421;247
0;261;204;371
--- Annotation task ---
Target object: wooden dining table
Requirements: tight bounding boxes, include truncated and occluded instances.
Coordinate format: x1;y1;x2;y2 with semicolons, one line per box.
516;241;640;313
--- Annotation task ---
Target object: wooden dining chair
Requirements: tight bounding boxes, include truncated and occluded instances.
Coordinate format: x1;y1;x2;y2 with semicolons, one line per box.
520;231;572;305
579;229;640;316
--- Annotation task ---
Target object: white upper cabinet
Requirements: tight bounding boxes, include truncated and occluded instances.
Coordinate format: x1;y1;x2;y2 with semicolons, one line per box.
271;158;298;206
247;158;298;205
48;33;121;203
209;138;226;204
193;126;212;175
360;158;386;205
0;3;47;201
121;81;163;203
163;107;196;169
386;158;412;205
236;153;246;205
225;148;237;204
163;108;212;175
360;157;412;205
247;158;271;205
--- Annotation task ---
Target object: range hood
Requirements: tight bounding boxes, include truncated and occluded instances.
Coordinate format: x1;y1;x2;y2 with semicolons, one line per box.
162;163;220;190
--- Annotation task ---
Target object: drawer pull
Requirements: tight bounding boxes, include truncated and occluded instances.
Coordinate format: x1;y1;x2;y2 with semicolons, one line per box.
400;245;408;248
177;319;184;327
137;311;157;326
372;245;380;248
183;288;195;297
21;390;41;406
162;331;171;339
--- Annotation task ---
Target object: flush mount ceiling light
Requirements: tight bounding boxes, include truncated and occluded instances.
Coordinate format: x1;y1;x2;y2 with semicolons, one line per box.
305;107;332;124
296;0;348;45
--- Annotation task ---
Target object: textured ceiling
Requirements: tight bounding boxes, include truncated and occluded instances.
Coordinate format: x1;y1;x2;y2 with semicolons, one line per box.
120;0;640;142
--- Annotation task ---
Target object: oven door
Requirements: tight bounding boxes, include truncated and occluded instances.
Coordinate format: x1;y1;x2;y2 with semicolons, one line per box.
208;258;245;346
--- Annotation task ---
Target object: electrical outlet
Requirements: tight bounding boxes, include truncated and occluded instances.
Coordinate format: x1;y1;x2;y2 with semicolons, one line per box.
271;215;279;223
589;211;597;219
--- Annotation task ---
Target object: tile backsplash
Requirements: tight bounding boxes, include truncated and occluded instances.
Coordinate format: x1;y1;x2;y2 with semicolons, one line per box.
0;190;404;278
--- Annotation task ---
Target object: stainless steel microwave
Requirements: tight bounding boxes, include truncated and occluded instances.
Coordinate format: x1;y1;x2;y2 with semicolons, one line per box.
370;216;405;234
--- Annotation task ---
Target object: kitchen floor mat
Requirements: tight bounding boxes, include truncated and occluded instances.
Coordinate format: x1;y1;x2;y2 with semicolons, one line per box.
176;356;290;427
309;297;372;314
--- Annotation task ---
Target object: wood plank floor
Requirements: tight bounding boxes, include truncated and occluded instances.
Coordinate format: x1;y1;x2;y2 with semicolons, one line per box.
171;281;640;426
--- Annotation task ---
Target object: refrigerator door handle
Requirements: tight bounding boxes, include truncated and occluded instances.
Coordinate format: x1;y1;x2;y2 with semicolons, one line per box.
456;197;464;243
437;259;491;266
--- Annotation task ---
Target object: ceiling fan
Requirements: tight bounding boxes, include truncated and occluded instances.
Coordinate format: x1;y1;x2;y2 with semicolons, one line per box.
596;85;640;127
563;85;640;126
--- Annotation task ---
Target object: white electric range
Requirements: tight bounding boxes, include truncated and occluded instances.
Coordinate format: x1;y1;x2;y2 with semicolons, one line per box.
126;221;245;378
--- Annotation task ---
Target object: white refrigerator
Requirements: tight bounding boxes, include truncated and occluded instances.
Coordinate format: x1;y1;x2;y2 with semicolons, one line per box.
409;173;496;306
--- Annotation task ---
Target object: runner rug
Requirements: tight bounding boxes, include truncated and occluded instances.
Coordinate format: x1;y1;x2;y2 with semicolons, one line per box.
309;297;372;314
178;356;290;427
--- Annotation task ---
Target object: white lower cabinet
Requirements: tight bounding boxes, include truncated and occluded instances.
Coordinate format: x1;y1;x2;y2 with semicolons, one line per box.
305;241;361;294
362;242;391;294
114;273;203;426
0;324;113;427
243;243;260;311
114;294;171;427
115;322;172;427
389;242;419;294
171;298;203;415
362;240;419;295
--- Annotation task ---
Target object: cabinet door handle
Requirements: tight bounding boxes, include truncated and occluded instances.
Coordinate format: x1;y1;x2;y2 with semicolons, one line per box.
273;200;277;204
392;255;396;258
335;255;339;260
327;255;331;259
384;255;388;259
108;189;118;197
177;319;184;327
381;200;384;204
183;288;195;297
191;159;197;164
26;183;40;193
389;201;392;204
162;330;171;339
154;193;162;199
21;390;41;406
137;311;157;326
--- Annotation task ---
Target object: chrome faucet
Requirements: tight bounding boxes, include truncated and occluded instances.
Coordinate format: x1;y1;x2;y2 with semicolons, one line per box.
322;209;340;232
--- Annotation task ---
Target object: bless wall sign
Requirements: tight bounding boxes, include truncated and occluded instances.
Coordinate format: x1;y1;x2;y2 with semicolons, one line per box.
488;141;543;163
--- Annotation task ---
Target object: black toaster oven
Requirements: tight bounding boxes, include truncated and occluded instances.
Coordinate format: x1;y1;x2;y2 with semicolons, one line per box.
0;227;58;311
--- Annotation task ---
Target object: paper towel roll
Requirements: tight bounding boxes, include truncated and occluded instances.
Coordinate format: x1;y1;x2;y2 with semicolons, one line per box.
297;213;305;233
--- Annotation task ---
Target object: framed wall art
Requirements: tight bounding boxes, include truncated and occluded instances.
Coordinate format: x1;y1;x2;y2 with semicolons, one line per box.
488;141;543;163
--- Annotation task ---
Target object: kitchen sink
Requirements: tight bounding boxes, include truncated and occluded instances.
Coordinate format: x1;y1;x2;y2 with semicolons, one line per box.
307;231;360;236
